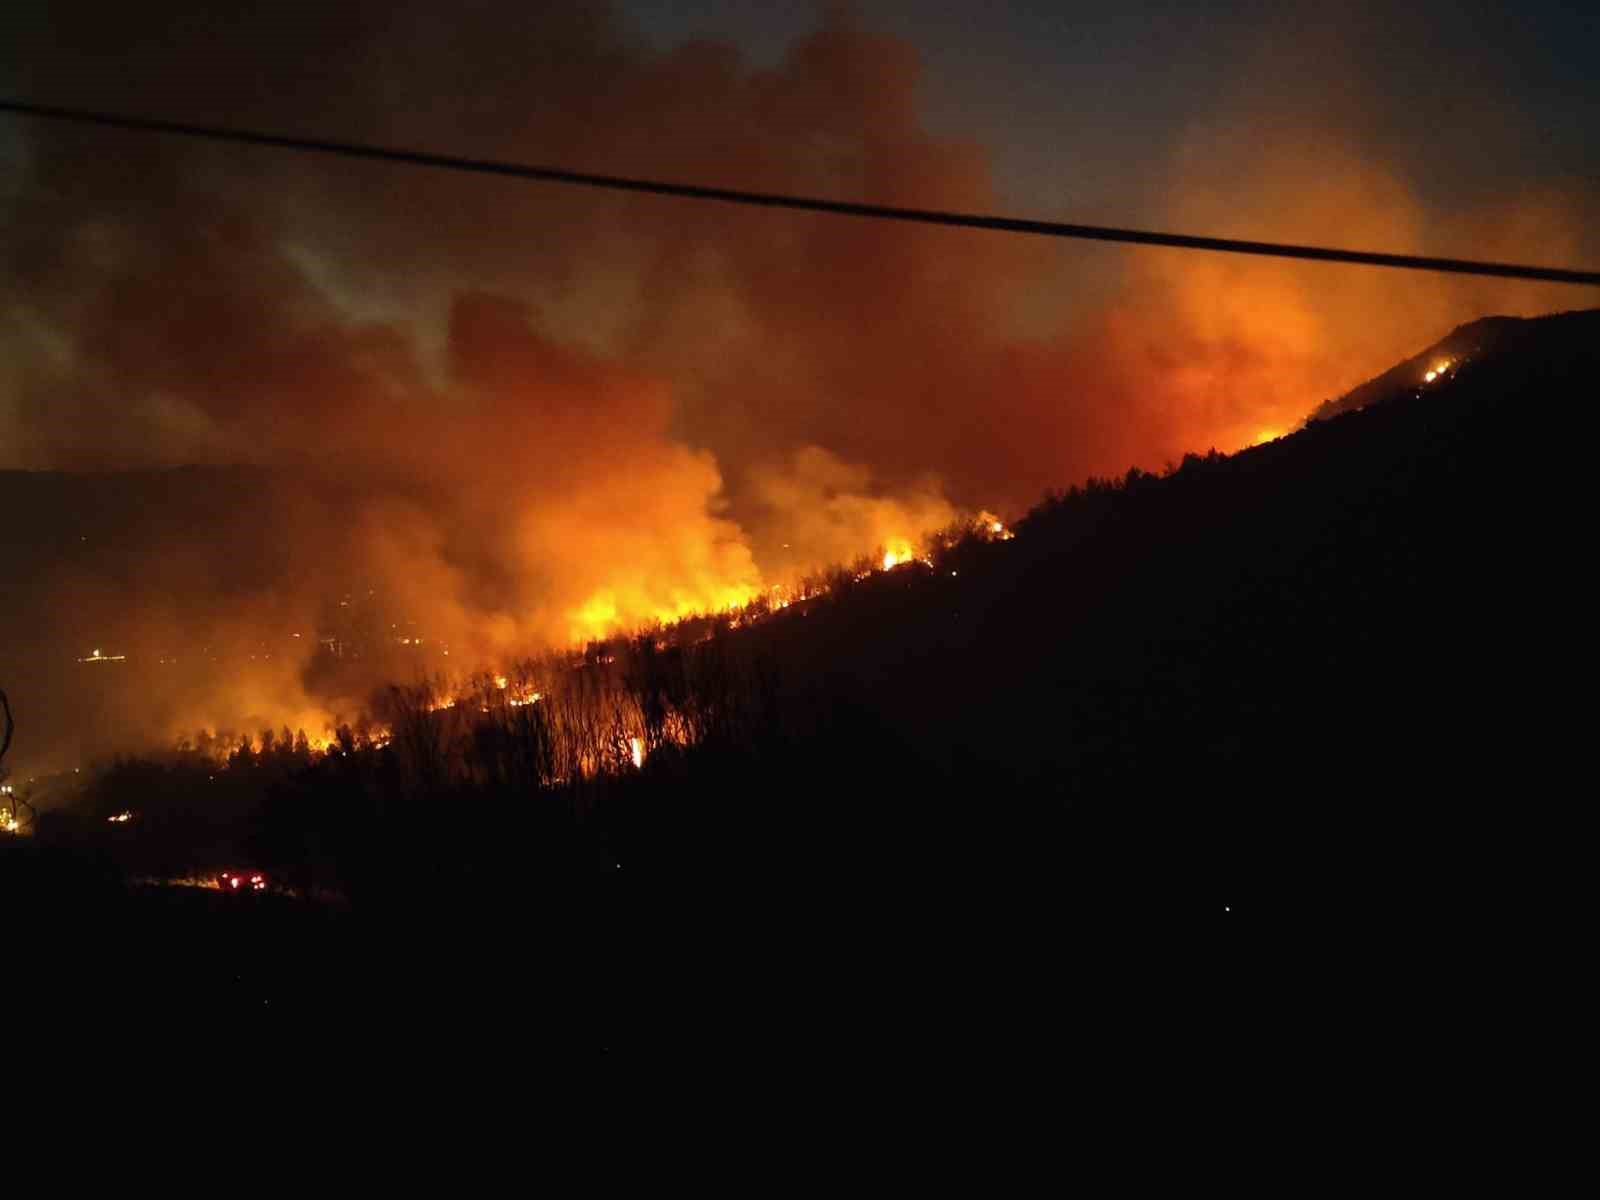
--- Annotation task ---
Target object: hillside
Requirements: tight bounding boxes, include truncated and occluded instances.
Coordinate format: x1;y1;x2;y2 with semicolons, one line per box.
10;307;1596;1115
1303;307;1596;422
16;307;1597;908
611;305;1600;898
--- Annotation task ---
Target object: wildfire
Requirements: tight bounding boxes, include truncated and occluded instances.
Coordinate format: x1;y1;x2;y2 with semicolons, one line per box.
976;512;1015;542
1423;358;1453;384
107;810;135;824
881;537;918;570
165;505;1022;758
568;583;762;645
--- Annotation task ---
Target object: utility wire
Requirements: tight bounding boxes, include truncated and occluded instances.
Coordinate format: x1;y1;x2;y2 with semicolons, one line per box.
4;97;1597;287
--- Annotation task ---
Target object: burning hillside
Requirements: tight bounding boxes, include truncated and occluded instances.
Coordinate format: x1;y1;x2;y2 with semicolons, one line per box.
24;306;1599;901
2;5;1594;772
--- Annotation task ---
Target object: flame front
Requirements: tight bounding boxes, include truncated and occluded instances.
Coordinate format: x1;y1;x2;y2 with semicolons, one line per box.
881;539;915;570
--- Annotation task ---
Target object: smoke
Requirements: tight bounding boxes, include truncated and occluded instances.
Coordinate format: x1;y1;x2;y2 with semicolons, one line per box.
745;446;958;577
0;2;1593;766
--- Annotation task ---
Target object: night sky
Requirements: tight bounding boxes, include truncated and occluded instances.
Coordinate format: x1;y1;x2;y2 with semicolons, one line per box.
622;1;1597;222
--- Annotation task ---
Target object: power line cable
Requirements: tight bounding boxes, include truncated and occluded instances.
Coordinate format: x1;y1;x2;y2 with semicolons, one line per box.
3;97;1597;287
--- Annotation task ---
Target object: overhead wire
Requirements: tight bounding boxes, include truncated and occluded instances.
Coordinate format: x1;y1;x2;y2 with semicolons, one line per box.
3;98;1596;286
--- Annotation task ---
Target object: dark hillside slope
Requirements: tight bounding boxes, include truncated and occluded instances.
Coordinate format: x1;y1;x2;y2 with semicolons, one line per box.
1304;308;1590;423
630;307;1600;910
12;310;1597;1114
582;309;1600;1097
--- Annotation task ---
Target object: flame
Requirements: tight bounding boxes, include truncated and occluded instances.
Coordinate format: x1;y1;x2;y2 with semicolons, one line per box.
163;505;1017;749
568;583;761;645
160;498;1034;797
970;511;1014;542
107;810;135;824
881;538;916;570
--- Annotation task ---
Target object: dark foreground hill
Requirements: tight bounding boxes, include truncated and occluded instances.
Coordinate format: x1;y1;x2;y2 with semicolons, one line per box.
12;308;1599;1120
568;306;1600;904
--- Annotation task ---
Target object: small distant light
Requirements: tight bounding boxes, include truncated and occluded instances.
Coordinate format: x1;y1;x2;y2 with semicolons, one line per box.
1225;906;1230;912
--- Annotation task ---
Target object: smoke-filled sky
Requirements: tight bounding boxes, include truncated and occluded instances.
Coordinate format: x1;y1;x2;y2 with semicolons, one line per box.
1;1;1595;767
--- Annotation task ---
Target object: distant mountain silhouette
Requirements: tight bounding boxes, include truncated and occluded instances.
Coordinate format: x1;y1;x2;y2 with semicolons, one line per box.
1304;307;1599;423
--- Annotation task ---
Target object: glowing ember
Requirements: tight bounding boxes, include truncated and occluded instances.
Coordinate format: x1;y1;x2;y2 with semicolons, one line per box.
107;810;135;824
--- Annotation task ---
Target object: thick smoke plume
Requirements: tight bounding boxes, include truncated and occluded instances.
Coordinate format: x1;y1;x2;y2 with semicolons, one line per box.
0;2;1592;769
